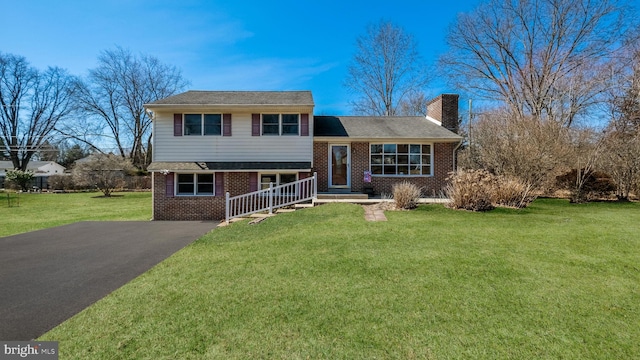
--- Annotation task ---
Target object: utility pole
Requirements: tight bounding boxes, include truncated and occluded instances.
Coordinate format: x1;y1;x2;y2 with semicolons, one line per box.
468;99;473;158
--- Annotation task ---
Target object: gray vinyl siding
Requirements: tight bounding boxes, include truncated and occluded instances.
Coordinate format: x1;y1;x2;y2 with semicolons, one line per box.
153;112;313;162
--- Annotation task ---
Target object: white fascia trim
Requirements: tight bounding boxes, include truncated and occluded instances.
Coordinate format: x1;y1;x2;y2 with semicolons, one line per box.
426;115;442;126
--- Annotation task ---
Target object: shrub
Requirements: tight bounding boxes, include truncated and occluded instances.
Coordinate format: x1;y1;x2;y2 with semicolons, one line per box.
5;169;34;191
556;169;616;201
72;154;135;196
48;174;76;191
392;181;422;209
124;175;151;190
445;169;496;211
445;169;535;211
492;176;535;208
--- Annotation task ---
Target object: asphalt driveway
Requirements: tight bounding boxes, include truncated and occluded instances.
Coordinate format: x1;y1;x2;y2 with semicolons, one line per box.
0;221;217;340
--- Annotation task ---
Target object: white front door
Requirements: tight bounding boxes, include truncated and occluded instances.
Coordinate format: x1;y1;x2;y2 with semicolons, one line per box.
329;144;350;188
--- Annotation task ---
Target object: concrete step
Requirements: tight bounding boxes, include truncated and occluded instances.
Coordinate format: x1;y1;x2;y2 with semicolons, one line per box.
295;203;315;209
249;213;275;218
316;193;369;200
276;208;296;213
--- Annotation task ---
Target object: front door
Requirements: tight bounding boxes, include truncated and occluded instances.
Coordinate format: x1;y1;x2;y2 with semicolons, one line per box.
329;144;350;188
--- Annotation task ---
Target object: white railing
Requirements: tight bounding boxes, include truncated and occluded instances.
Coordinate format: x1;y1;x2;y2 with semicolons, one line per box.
225;173;317;224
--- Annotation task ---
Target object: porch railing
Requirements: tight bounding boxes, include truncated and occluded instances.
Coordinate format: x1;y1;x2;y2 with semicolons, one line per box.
225;173;317;224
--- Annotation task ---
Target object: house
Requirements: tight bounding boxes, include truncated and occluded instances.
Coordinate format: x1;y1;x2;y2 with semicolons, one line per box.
144;91;462;220
0;161;66;190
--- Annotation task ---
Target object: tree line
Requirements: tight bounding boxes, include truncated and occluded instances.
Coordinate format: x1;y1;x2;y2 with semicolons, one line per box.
3;0;640;201
347;0;640;202
445;0;640;202
0;47;188;171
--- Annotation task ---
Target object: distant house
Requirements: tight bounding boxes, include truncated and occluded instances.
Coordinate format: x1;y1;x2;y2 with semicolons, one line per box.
0;161;66;190
144;91;462;220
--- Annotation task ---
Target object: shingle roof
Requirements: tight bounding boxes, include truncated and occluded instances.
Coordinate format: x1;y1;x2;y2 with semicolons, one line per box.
0;161;63;171
314;116;462;141
146;91;314;107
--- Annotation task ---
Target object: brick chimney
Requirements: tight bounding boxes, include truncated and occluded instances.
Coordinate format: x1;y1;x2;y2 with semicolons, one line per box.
427;94;459;133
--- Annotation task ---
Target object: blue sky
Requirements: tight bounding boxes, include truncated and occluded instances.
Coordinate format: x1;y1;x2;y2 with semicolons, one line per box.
2;0;481;115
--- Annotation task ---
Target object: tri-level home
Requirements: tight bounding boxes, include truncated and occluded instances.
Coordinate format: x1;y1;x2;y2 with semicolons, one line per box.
145;91;462;220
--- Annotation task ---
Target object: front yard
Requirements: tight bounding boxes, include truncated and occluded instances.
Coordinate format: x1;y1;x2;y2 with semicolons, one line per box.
0;191;152;237
37;199;639;359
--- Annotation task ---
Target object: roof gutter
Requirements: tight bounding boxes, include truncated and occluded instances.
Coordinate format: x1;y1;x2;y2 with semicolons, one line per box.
312;136;463;143
144;103;315;109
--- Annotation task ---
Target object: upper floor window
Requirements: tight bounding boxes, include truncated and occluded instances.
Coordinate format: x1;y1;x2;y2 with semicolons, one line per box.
262;114;280;135
262;114;299;136
370;144;432;176
184;114;222;136
281;114;299;135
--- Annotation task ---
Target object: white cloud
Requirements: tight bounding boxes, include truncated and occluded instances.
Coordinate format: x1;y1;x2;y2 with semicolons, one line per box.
186;57;339;90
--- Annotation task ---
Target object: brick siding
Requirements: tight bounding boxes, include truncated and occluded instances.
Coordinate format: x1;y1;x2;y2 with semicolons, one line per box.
313;142;329;192
313;141;456;196
153;172;249;221
153;171;317;220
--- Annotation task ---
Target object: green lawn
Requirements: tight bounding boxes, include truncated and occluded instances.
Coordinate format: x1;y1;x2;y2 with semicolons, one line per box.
39;199;639;359
0;191;152;237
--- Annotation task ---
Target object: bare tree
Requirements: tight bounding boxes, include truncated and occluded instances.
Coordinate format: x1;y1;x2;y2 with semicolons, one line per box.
397;91;430;116
0;137;9;160
71;47;188;169
0;52;77;170
73;154;135;197
460;108;572;191
441;0;633;127
567;127;605;202
601;127;640;200
345;21;430;116
33;140;59;162
601;43;640;200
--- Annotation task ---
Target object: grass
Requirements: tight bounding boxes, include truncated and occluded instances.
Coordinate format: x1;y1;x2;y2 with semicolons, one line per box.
38;198;639;359
0;191;152;237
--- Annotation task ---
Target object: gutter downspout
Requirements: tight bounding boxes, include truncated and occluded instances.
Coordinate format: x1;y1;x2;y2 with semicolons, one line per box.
452;139;463;172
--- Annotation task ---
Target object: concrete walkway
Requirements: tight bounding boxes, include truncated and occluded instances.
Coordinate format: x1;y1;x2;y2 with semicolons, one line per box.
0;221;217;340
362;205;388;221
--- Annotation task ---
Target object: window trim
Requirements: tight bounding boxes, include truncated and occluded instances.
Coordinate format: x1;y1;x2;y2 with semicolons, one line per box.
369;143;433;177
258;172;299;188
174;172;216;196
183;113;223;136
258;172;299;195
261;113;300;136
261;114;281;136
